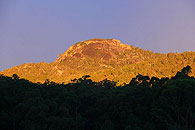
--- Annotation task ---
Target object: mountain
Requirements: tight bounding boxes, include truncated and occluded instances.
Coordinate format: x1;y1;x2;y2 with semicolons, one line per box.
1;38;195;84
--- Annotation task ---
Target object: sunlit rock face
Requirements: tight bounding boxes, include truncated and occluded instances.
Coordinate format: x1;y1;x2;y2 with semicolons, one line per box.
55;38;154;72
56;38;134;62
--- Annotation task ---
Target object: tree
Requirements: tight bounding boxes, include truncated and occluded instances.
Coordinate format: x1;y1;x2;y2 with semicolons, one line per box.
12;74;19;80
101;120;114;130
174;65;192;79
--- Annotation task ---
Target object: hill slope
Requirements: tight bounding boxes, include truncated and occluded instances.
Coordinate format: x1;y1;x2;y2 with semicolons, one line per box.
1;38;195;84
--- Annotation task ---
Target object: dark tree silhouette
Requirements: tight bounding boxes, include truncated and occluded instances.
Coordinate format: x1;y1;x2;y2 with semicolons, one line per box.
0;66;195;130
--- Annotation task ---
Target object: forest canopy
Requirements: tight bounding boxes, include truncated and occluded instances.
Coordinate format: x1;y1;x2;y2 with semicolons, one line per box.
0;65;195;130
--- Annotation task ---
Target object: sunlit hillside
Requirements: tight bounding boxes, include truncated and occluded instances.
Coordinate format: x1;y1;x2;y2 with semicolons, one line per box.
1;38;195;84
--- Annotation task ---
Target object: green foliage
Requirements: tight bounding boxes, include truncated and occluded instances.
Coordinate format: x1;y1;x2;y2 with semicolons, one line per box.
0;66;195;130
101;120;114;130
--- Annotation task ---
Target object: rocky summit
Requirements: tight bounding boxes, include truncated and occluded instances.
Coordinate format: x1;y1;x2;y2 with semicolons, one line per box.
55;39;154;69
56;39;133;62
1;38;195;84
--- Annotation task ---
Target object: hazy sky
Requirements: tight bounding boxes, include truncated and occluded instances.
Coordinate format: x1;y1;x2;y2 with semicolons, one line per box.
0;0;195;71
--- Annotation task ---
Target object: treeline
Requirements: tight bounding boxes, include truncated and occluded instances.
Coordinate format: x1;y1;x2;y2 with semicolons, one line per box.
0;66;195;130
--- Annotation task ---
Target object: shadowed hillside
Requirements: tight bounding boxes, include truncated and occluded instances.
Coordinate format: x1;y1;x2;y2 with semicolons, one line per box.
1;66;195;130
1;38;195;84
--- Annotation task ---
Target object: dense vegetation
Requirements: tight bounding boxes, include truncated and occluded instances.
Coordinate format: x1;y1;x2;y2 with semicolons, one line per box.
2;39;195;85
1;66;195;130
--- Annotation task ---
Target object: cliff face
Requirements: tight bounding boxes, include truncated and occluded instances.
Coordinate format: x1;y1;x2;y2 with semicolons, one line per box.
1;38;195;84
56;39;133;62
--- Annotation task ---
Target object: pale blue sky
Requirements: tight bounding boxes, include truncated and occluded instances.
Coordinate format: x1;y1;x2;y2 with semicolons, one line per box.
0;0;195;71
